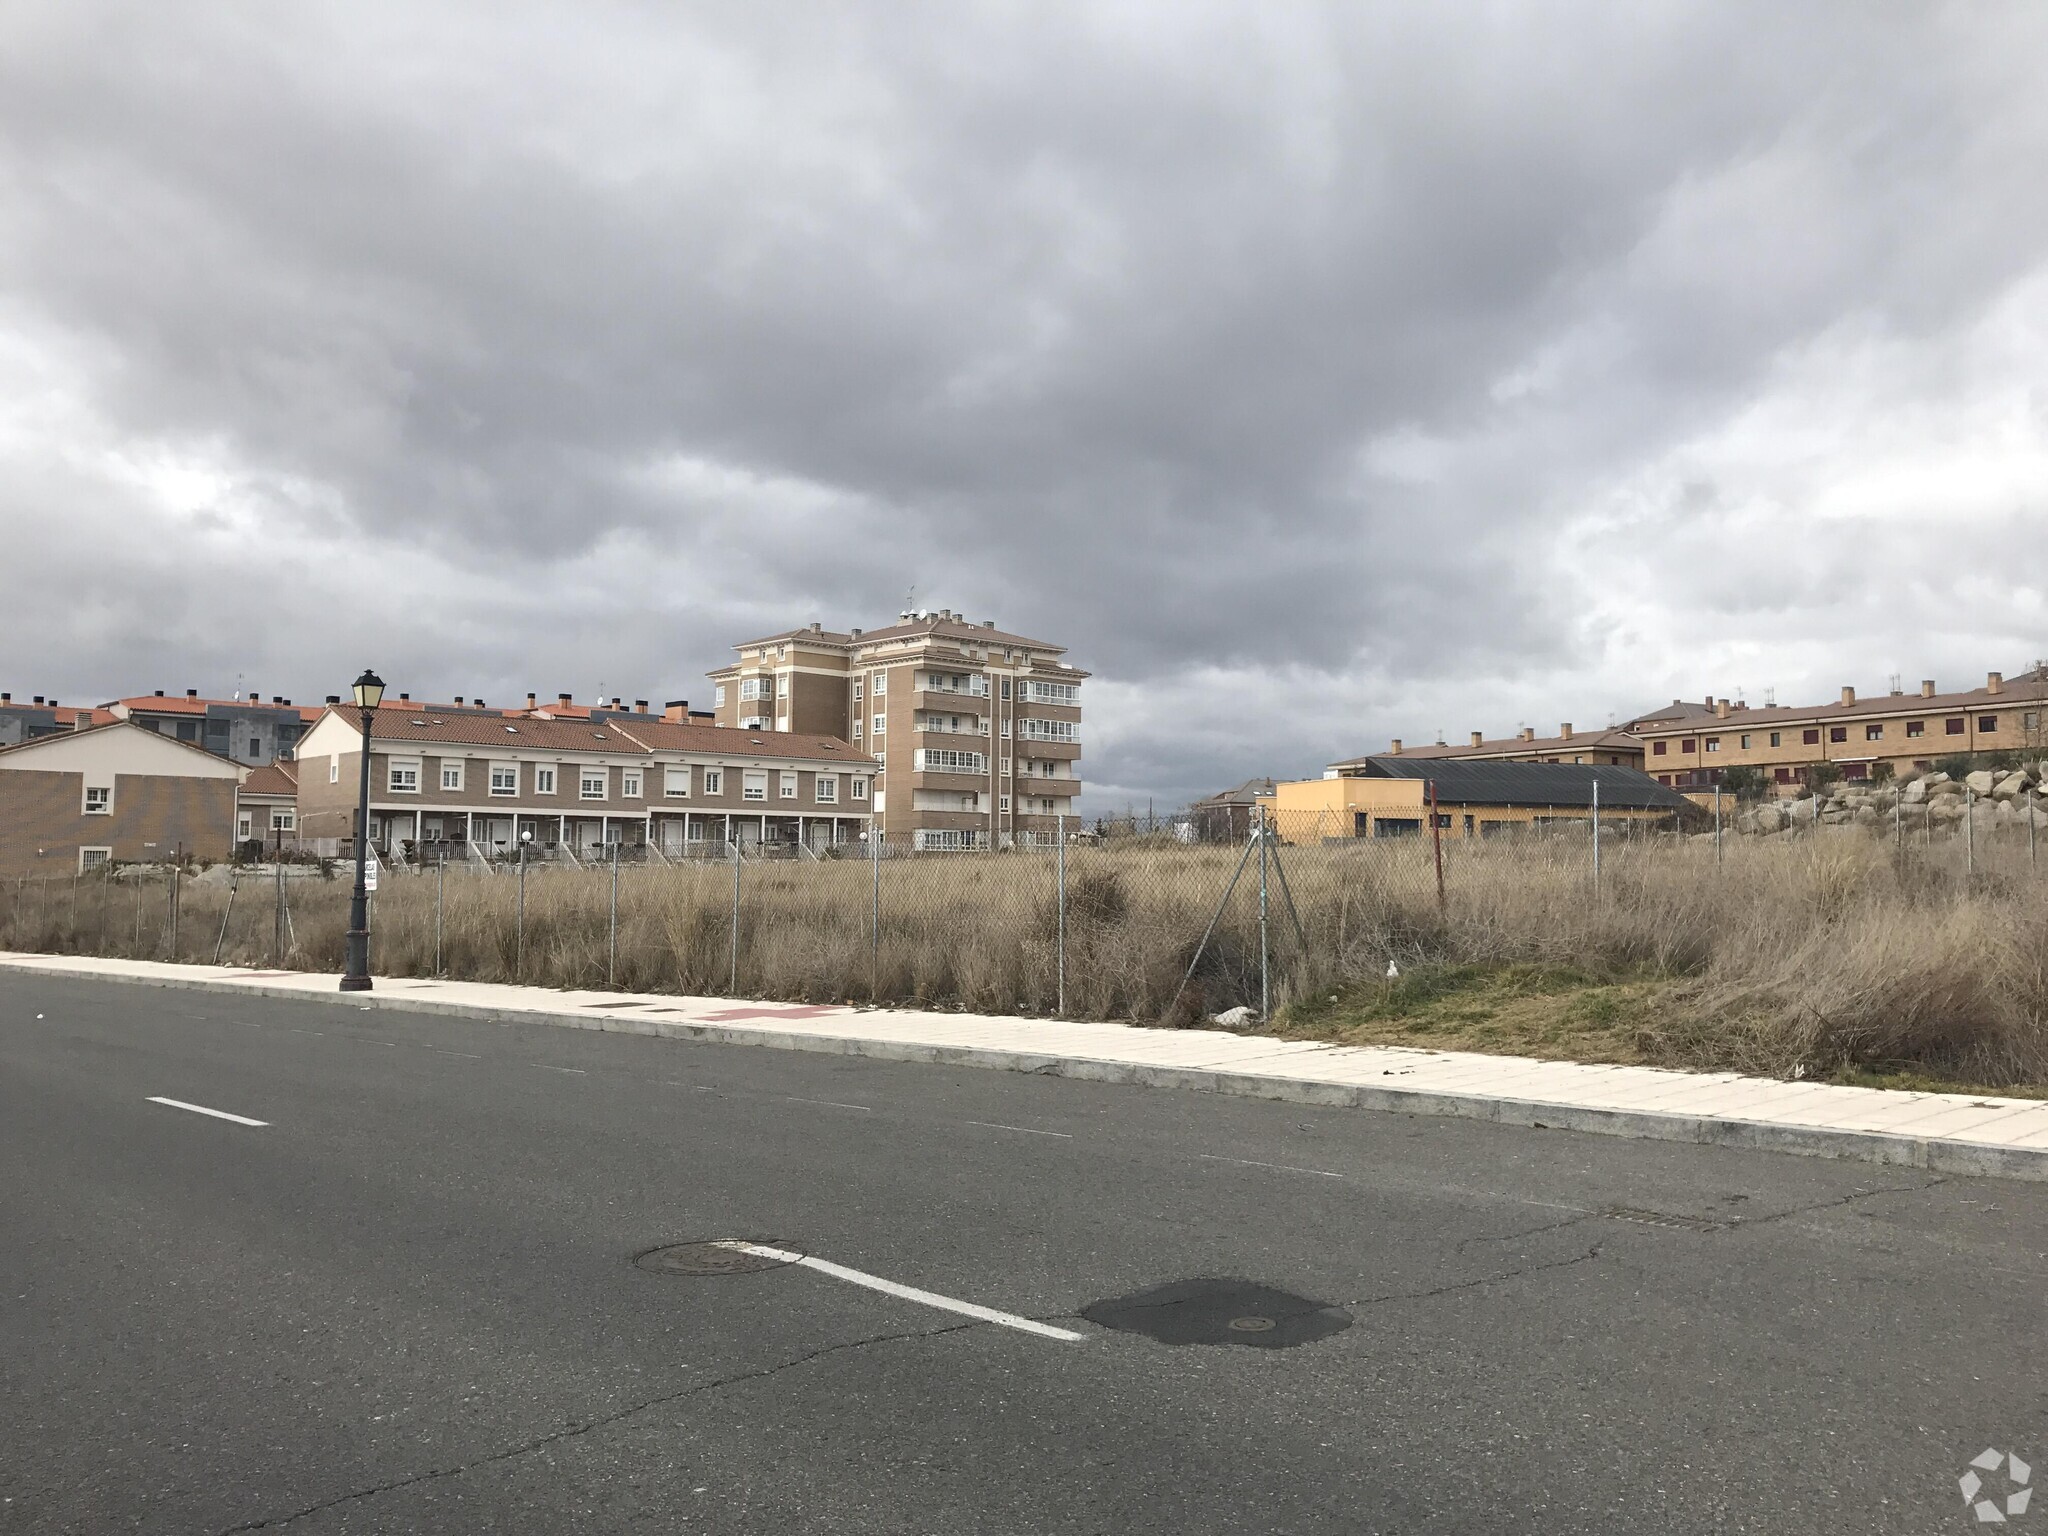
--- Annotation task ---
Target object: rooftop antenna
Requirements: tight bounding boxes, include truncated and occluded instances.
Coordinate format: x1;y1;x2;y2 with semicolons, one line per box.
1887;671;1901;695
1765;686;1776;708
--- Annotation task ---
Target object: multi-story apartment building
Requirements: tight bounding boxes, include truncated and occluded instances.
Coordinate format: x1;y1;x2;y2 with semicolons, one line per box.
1634;667;2048;791
0;720;243;876
107;689;317;765
291;705;875;859
0;694;115;747
706;610;1085;849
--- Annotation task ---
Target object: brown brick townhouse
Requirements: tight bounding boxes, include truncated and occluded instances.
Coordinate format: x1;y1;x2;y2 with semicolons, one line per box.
0;720;242;877
291;705;876;860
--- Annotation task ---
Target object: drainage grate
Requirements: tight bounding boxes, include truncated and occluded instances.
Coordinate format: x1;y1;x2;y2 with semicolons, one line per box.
634;1241;803;1276
1081;1279;1353;1349
1603;1207;1728;1233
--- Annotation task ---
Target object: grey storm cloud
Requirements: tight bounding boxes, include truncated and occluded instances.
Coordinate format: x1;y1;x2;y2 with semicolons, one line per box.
3;1;2047;806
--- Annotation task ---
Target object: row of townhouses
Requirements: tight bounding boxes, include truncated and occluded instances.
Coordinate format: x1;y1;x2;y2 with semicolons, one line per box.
0;610;1087;875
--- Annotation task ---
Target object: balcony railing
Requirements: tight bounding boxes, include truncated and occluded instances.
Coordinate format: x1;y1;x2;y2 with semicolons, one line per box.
917;675;989;697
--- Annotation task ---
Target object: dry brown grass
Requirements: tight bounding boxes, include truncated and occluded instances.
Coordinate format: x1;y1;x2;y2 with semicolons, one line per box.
6;828;2046;1084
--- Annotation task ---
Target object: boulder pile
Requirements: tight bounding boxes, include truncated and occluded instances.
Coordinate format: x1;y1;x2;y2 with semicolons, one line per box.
1732;761;2048;836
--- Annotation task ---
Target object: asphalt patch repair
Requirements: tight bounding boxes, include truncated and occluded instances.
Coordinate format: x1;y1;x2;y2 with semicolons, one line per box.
1081;1279;1353;1349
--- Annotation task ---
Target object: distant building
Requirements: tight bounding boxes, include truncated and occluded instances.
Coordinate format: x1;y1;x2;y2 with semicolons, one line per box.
707;610;1085;849
1338;723;1645;772
1189;778;1276;843
0;720;243;875
0;694;116;748
236;761;300;849
1273;758;1693;841
106;689;317;766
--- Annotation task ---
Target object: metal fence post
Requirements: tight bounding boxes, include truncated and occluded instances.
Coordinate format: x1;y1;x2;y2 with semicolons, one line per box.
1055;814;1067;1017
1429;780;1446;913
730;835;742;995
212;869;238;964
870;827;881;1003
1257;804;1271;1022
1591;777;1602;897
98;865;111;955
169;858;181;960
608;841;620;990
2031;788;2039;870
275;858;286;965
516;840;528;981
434;858;445;977
1714;786;1722;864
133;874;144;954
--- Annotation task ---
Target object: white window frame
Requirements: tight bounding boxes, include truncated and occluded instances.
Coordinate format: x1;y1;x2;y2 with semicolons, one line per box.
851;776;869;801
329;756;340;784
714;684;727;707
489;763;518;797
816;775;838;804
1018;718;1078;742
580;769;608;801
271;809;296;832
872;671;886;696
872;714;886;737
83;784;112;815
237;813;253;839
388;758;422;794
622;769;643;798
999;794;1010;812
703;768;724;796
78;846;111;873
742;769;768;802
852;721;863;740
664;765;691;799
779;770;798;799
534;765;557;795
441;760;464;791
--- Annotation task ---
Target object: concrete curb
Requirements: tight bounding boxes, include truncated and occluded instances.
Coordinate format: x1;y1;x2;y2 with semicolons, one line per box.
9;958;2048;1183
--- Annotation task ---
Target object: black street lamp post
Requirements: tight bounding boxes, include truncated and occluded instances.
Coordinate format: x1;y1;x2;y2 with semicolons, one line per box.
340;669;386;991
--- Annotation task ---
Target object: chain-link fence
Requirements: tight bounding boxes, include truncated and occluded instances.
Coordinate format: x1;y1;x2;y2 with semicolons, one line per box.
5;784;2043;1025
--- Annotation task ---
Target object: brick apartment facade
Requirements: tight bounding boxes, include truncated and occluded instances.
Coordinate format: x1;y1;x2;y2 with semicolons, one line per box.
1633;667;2048;791
292;706;875;859
0;721;243;876
707;610;1085;849
1337;722;1646;772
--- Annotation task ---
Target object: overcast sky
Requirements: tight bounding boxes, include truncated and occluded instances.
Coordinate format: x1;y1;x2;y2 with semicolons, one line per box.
3;3;2045;808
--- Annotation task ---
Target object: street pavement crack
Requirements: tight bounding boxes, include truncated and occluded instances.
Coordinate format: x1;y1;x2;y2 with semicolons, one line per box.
213;1321;979;1534
1453;1212;1600;1252
1730;1176;1949;1230
1344;1242;1605;1310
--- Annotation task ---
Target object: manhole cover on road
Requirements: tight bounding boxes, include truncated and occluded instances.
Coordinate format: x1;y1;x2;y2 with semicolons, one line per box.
1081;1279;1352;1349
633;1241;803;1277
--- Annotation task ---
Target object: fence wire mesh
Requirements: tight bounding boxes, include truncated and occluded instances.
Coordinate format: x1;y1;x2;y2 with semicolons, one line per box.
4;786;2043;1025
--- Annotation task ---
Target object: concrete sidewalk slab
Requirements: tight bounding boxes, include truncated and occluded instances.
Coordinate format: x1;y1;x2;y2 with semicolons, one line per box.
6;950;2048;1182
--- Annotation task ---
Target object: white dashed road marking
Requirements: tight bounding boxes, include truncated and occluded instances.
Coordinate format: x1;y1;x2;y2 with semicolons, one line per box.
714;1241;1084;1342
146;1097;268;1128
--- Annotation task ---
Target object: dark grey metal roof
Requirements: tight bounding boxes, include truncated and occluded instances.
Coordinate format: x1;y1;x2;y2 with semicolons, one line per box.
1344;757;1694;811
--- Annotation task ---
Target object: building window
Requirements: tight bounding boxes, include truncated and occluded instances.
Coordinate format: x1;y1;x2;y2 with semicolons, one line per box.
816;775;838;804
1866;724;1883;741
490;764;517;796
872;714;886;737
330;757;340;784
714;684;727;707
1658;774;1671;786
1769;732;1782;748
872;672;886;696
703;769;723;795
176;720;197;741
272;809;296;832
79;847;110;872
84;785;111;814
1774;767;1794;783
442;762;464;791
580;770;608;800
1001;719;1012;738
238;813;253;839
1739;735;1751;749
1681;739;1696;753
665;766;691;798
1829;727;1847;743
389;759;421;793
1705;738;1719;753
247;737;261;758
535;766;557;794
780;770;798;799
999;794;1010;812
1947;718;1966;735
852;680;863;704
617;769;639;798
1802;729;1821;745
1980;715;1999;732
743;770;767;801
851;776;869;801
1000;679;1012;700
1002;757;1012;778
852;721;863;740
1906;720;1925;737
1652;741;1667;756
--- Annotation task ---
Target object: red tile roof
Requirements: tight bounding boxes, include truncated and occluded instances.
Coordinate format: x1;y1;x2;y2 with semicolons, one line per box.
240;762;299;797
615;719;876;766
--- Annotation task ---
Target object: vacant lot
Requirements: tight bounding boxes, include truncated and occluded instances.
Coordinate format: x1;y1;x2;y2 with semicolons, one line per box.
5;826;2044;1087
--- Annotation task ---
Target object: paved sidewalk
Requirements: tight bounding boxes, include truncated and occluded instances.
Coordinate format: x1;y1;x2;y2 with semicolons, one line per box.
8;950;2048;1181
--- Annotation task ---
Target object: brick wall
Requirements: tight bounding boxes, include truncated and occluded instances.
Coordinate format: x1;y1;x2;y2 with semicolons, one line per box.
0;769;238;877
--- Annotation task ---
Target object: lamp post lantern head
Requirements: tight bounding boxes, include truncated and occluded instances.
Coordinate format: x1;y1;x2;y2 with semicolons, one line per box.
351;669;386;711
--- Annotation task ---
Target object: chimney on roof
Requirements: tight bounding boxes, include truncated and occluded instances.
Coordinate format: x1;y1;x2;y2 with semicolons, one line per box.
1703;695;1713;709
983;619;995;629
810;621;822;633
455;696;465;706
1469;730;1484;748
558;693;572;705
186;688;198;699
1560;722;1574;740
272;695;283;705
326;695;340;705
634;699;648;713
526;692;537;709
1921;679;1936;697
1714;700;1730;719
1987;670;2004;695
49;699;58;707
1389;739;1403;755
611;696;622;709
0;693;8;703
33;695;45;705
1520;727;1535;742
399;692;410;702
154;690;165;697
664;700;691;722
1840;686;1855;706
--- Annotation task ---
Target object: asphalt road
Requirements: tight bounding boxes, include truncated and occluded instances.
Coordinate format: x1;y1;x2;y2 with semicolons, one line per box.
3;974;2046;1534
